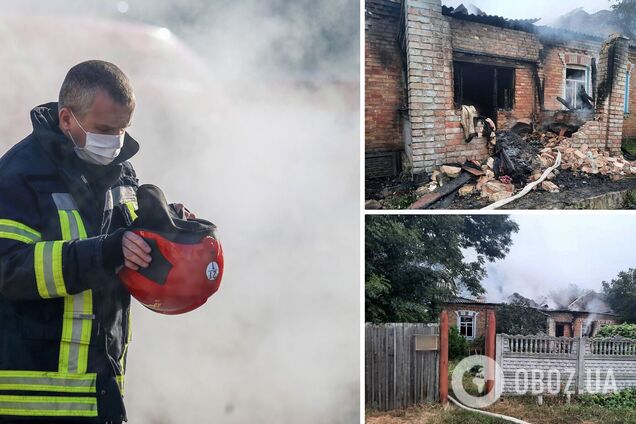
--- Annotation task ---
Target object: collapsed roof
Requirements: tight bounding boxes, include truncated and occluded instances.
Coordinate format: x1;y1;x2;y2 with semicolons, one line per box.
442;3;635;47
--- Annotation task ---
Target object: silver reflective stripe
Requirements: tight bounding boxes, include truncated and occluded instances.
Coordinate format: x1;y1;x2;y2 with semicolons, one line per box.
67;294;84;373
111;185;137;205
0;396;97;415
51;193;78;211
104;190;114;212
41;242;59;298
0;224;40;243
0;375;95;391
65;212;80;240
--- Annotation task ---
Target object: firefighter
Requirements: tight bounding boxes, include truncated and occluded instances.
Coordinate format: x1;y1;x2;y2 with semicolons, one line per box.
0;60;186;423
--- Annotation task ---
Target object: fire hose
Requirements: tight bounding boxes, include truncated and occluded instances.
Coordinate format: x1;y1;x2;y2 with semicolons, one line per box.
482;150;562;210
448;395;532;424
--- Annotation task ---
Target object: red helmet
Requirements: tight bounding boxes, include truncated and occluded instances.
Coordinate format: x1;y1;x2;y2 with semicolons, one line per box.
118;185;224;315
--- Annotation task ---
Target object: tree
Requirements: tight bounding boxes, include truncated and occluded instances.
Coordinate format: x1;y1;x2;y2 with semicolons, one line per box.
612;0;636;39
496;299;548;335
602;267;636;323
365;215;519;323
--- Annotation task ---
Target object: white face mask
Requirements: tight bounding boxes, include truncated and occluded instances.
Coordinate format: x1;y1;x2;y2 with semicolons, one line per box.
67;110;125;165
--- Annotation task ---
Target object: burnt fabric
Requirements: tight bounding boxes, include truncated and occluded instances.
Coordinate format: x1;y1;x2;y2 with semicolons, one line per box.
461;105;478;142
0;102;140;422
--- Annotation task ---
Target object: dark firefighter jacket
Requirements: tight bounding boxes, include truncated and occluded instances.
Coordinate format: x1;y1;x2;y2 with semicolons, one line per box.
0;102;140;422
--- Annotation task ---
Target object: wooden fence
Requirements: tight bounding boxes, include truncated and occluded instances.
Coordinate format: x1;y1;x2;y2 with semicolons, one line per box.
365;323;439;410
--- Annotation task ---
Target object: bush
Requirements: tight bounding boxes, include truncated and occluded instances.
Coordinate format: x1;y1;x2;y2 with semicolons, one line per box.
469;335;485;354
596;323;636;339
580;387;636;409
448;326;468;360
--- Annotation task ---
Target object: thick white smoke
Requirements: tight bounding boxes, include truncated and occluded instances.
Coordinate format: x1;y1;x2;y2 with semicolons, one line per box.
0;1;360;422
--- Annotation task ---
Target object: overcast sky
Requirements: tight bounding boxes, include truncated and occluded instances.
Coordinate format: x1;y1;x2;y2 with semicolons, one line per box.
442;0;612;24
479;213;636;303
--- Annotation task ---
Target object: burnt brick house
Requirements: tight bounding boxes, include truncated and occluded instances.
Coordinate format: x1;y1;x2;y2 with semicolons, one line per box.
365;0;636;178
544;291;619;337
443;291;620;340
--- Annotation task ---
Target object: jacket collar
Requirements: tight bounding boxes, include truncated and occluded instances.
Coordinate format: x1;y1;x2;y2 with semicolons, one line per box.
30;101;140;167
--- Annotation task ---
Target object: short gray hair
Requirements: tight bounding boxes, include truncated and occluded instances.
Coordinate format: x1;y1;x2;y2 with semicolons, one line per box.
59;60;135;117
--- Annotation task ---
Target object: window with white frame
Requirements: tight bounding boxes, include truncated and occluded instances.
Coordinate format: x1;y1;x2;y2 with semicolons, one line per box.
565;66;589;109
456;310;478;340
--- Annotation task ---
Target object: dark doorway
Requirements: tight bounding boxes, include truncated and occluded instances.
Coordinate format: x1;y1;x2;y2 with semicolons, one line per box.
453;61;515;125
555;323;565;337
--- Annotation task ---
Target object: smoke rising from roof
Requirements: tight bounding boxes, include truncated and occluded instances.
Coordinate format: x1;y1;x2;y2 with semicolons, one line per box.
0;0;359;422
481;214;636;309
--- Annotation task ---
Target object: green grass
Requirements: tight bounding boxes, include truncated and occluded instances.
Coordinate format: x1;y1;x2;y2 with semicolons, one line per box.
623;137;636;156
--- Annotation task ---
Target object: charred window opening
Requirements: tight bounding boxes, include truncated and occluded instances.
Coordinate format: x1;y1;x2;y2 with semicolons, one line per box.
453;62;514;123
555;323;566;337
565;67;589;109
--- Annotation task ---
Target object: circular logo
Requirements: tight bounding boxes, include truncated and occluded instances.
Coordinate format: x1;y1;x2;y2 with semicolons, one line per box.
451;355;503;409
206;261;219;281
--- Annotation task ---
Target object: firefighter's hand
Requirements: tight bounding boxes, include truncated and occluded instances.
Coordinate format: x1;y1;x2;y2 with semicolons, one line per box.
122;231;152;270
173;203;196;219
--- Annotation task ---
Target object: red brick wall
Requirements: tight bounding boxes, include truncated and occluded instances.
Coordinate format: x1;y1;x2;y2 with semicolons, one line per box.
623;50;636;138
444;304;496;339
540;45;600;111
570;35;630;154
497;66;537;129
365;0;405;152
449;20;541;62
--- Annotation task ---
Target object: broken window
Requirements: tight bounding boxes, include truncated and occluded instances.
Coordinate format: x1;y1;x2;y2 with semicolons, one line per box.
453;61;514;124
565;67;589;109
555;323;565;337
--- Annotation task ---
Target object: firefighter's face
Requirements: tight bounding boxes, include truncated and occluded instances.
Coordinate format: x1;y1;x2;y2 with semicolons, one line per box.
59;89;134;148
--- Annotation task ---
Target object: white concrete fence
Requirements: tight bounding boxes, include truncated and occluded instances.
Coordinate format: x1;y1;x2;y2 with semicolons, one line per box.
496;334;636;395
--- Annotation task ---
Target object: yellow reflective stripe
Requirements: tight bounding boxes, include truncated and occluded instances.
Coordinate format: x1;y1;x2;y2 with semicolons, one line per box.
77;290;93;374
116;375;125;396
0;371;96;393
71;210;87;238
54;203;93;376
0;219;41;244
0;395;97;417
58;296;74;373
125;202;138;221
0;219;41;238
33;241;67;298
51;241;65;296
57;211;71;240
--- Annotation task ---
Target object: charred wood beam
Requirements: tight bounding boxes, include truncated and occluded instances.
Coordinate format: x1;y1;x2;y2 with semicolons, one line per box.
453;49;538;67
409;172;474;209
556;96;574;110
533;66;545;111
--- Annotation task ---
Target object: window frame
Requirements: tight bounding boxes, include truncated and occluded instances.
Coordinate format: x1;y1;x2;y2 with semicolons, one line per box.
455;310;478;340
564;65;590;110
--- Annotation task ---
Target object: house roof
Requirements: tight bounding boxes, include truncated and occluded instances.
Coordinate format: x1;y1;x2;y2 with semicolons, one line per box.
444;296;499;306
442;4;636;49
445;291;617;315
567;290;615;314
441;5;539;33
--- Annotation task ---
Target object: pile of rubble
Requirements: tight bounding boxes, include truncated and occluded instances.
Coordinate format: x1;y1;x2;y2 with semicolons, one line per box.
410;130;636;209
542;139;636;178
